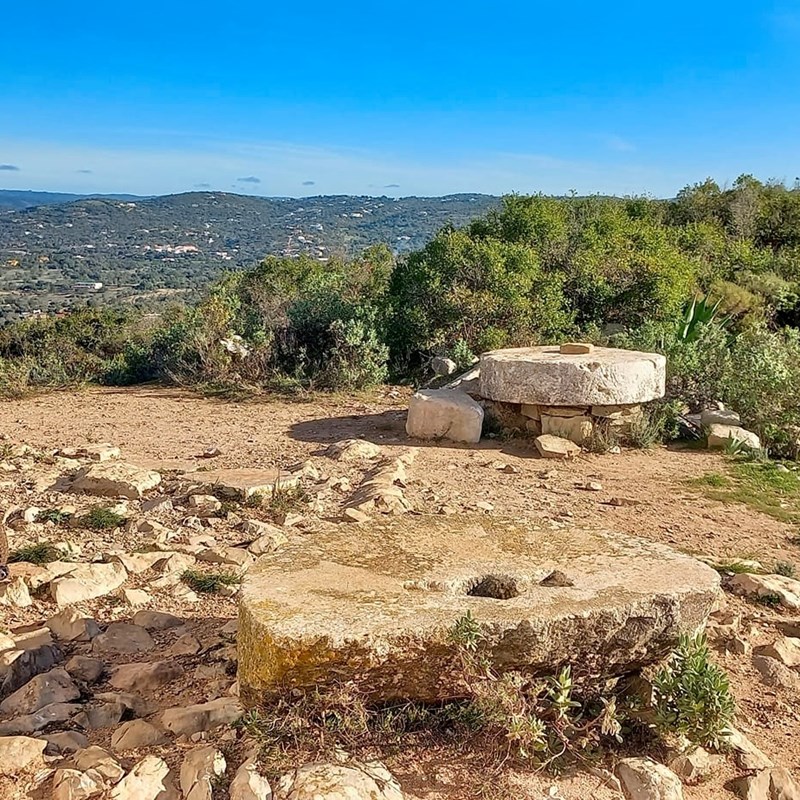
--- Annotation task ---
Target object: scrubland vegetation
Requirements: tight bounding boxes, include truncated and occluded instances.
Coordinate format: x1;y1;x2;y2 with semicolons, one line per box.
3;175;800;454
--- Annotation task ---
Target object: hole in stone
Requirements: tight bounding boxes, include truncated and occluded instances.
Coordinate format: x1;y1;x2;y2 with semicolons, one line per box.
466;574;520;600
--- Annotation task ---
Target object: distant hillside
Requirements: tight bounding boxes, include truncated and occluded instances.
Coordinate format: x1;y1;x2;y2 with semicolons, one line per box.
0;191;499;320
0;189;144;211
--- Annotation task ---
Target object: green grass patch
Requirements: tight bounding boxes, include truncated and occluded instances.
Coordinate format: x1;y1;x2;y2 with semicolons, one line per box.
181;568;242;594
36;508;73;525
689;461;800;524
9;542;63;565
79;506;127;530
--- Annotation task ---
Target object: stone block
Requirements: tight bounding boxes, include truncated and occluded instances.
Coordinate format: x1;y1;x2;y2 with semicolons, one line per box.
238;516;719;704
406;389;483;444
541;413;593;444
707;424;760;451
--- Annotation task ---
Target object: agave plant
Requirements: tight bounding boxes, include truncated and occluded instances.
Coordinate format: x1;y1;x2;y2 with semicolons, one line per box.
680;294;728;342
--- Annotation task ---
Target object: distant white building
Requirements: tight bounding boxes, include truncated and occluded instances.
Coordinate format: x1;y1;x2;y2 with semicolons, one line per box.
73;282;103;291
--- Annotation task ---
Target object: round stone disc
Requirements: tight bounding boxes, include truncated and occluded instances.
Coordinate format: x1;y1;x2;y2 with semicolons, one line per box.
478;346;666;406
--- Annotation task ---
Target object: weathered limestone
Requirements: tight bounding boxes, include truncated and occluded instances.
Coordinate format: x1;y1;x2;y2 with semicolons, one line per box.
50;563;128;606
182;468;298;500
275;762;404;800
479;346;666;406
535;435;581;459
707;424;761;451
406;389;484;444
72;461;161;499
239;516;719;704
541;413;593;444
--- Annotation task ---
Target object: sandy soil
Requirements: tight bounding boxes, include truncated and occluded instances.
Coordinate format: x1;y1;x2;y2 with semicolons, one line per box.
1;386;799;799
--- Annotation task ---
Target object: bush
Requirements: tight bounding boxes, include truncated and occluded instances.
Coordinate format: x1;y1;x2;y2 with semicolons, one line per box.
652;634;734;748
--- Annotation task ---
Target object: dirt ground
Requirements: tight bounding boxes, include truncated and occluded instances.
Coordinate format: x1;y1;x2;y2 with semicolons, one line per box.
1;386;800;799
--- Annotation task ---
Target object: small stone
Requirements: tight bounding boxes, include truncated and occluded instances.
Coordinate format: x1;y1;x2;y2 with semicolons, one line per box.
43;731;89;754
132;610;184;631
1;643;63;695
0;734;47;776
617;757;684;800
700;408;741;427
324;439;382;461
729;572;800;609
275;761;403;800
754;636;800;667
110;719;169;752
72;461;161;499
668;747;719;784
167;634;202;656
92;623;154;655
110;660;183;693
342;507;370;523
121;588;151;607
578;481;603;491
52;767;105;800
540;570;574;587
0;578;32;608
230;758;272;800
189;494;222;511
0;667;79;716
73;746;125;784
560;342;594;355
75;443;122;462
431;356;457;376
109;755;170;800
160;698;243;736
0;702;80;736
65;656;105;684
707;424;760;451
197;546;254;568
180;745;226;800
50;562;128;606
46;608;101;642
247;529;288;555
753;654;800;690
726;726;774;771
535;434;581;459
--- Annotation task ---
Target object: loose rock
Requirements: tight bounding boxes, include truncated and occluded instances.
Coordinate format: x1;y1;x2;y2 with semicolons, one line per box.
275;761;403;800
616;757;684;800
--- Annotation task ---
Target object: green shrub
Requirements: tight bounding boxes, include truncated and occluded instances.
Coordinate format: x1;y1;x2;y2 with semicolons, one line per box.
652;634;734;747
79;506;127;530
182;569;242;594
9;542;63;565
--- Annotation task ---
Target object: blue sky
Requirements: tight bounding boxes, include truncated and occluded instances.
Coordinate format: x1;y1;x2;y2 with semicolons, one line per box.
1;1;799;197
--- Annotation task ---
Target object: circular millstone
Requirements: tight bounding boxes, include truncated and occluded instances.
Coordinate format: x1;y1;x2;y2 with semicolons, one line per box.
238;516;718;705
478;346;666;406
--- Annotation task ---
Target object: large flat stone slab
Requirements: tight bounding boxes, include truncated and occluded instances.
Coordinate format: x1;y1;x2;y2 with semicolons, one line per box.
238;516;718;704
479;346;666;406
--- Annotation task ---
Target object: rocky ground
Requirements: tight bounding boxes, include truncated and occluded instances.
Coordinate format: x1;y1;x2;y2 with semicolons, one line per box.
0;386;799;800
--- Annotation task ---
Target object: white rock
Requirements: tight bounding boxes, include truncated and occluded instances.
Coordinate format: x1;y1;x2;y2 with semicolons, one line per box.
534;434;581;459
73;746;125;784
72;461;161;499
109;755;170;800
52;767;105;800
50;562;128;605
324;439;382;461
0;578;32;608
431;356;457;376
110;719;168;752
120;588;151;607
406;389;483;444
46;608;100;642
275;761;403;800
700;408;741;427
707;424;760;450
541;413;593;444
180;746;226;800
0;735;47;776
729;572;800;610
160;697;243;736
230;758;272;800
617;757;684;800
754;636;800;667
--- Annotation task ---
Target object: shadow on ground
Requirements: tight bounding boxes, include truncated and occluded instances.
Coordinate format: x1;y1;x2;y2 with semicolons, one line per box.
288;410;543;459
